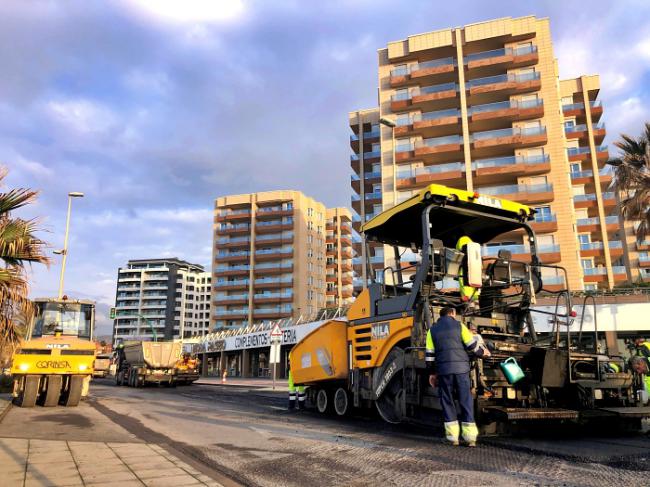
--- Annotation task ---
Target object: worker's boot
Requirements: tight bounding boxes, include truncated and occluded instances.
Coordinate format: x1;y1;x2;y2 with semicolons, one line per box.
297;390;306;410
288;392;296;411
444;421;460;446
461;422;478;447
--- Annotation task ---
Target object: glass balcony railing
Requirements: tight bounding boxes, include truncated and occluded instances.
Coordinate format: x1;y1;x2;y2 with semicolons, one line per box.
412;57;455;72
562;102;585;111
417;135;463;148
602;192;615;199
542;275;565;285
218;208;251;217
258;205;292;213
254;292;293;299
350;130;380;141
256;232;293;241
612;266;626;274
571;170;593;179
365;191;382;200
214;294;249;302
363;170;381;179
351;194;360;202
609;240;623;249
391;65;409;76
217;236;250;245
466;71;540;88
464;44;537;63
420;82;457;95
473;154;549;169
257;218;292;227
639;254;650;262
219;223;250;231
216;265;250;272
577;217;599;226
573;193;596;202
255;248;293;255
255;276;293;284
580;242;603;250
479;183;552;196
215;309;249;316
396;142;415;153
470;99;543;115
533;212;556;223
483;244;528;256
565;123;606;133
397;162;464;180
256;262;293;270
254;306;293;314
214;279;249;287
218;250;250;258
472;126;546;141
583;267;605;276
398;108;460;125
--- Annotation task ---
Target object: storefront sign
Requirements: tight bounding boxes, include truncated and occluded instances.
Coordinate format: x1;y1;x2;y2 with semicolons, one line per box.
223;319;334;351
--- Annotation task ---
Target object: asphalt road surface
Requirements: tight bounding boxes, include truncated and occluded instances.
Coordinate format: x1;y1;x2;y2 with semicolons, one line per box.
2;380;650;487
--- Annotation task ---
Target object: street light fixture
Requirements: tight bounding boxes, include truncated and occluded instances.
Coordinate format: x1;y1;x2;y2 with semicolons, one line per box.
379;117;398;206
58;192;84;299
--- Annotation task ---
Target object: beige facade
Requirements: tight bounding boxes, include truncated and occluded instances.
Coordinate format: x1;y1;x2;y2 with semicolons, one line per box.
325;208;355;307
212;190;353;329
350;15;629;291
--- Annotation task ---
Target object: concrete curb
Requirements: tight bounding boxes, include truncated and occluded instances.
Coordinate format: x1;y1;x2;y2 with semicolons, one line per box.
0;393;13;423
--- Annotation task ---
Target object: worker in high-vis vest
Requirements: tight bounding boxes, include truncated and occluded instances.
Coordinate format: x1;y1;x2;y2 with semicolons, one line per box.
287;359;306;410
630;355;650;404
426;306;490;446
456;236;480;303
635;338;650;359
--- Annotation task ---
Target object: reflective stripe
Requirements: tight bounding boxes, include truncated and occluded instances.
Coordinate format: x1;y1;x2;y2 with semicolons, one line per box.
425;357;435;362
426;328;435;352
460;324;474;346
461;422;478;443
444;421;460;443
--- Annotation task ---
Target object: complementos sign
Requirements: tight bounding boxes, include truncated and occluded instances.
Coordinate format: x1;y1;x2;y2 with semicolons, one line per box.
199;319;340;353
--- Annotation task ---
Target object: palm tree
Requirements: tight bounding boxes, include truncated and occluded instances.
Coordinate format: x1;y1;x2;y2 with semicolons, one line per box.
608;122;650;241
0;167;49;356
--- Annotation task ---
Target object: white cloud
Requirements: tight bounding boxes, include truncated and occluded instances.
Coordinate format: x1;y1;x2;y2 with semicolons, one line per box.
46;98;118;134
122;0;246;25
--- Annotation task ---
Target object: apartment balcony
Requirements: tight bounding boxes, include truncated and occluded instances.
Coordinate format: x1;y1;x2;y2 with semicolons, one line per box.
213;294;249;306
215;251;250;263
483;243;561;264
255;232;294;247
214;279;250;291
253;263;294;275
395;109;461;138
466;72;541;105
469;99;544;132
350;150;381;172
471;126;547;158
389;57;456;88
567;146;609;165
479;183;554;205
530;213;558;234
562;100;603;122
213;309;249;320
391;83;458;112
217;236;251;249
397;135;464;164
215;209;251;222
573;192;616;209
254;248;293;261
253;292;293;304
636;241;650;251
579;240;623;258
638;255;650;268
255;220;293;233
350;129;380;152
397;162;465;190
217;223;251;235
465;45;538;75
583;266;627;283
472;154;550;185
253;309;292;320
254;277;293;289
350;170;381;193
565;123;606;145
576;216;619;234
214;265;250;277
256;207;294;219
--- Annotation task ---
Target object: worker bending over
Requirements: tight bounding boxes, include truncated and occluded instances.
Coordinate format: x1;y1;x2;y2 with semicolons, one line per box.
426;307;490;446
287;359;306;410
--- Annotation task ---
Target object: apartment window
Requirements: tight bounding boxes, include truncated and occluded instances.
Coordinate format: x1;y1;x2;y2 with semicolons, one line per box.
308;235;313;244
308;208;313;217
570;163;582;174
538;235;555;246
308;276;313;286
534;206;552;222
584;284;598;291
564;119;576;129
561;96;574;106
529;176;547;186
581;259;594;269
578;234;591;245
572;185;585;196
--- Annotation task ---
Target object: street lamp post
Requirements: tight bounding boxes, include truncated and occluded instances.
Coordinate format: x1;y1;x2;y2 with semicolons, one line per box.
56;192;84;299
379;117;397;206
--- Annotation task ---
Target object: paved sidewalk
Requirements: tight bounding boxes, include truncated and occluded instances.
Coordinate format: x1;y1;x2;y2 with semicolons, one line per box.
0;438;223;486
196;377;288;392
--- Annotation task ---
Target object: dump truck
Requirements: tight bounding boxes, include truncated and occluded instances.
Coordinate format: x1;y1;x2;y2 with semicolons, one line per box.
11;297;96;407
291;184;650;431
174;353;200;385
114;340;182;387
93;353;112;378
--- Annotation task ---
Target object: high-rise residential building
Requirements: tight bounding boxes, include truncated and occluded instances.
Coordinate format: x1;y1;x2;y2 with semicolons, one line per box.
350;15;632;291
113;258;211;342
212;190;353;329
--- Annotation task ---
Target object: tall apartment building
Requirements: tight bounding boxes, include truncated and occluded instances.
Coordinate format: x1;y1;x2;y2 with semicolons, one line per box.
113;258;211;342
350;15;636;292
212;191;354;329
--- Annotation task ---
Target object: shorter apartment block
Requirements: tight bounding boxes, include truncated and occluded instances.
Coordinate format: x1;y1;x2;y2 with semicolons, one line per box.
213;190;354;329
113;258;211;342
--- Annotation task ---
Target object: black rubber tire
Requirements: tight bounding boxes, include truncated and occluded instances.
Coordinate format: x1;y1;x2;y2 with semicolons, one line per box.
63;376;84;407
128;369;135;387
137;375;145;388
316;389;330;414
16;376;40;408
374;347;405;424
42;375;62;407
333;387;349;416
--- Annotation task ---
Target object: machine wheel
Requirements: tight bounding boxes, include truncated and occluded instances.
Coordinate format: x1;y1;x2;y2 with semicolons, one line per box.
42;375;62;407
136;375;145;388
316;388;331;414
128;369;136;387
374;347;405;424
62;376;84;407
333;387;350;416
15;376;40;408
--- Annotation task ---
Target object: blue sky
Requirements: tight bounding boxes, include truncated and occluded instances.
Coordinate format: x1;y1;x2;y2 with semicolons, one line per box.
3;0;650;335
